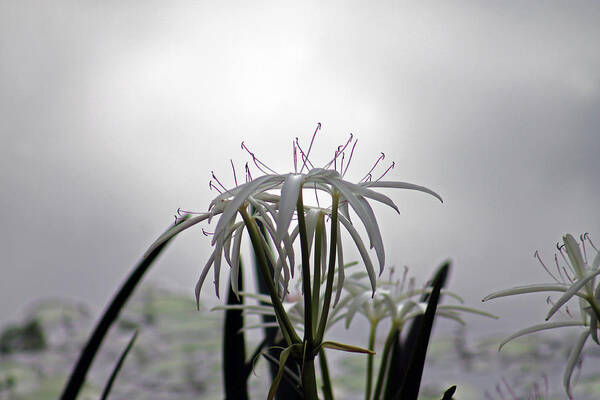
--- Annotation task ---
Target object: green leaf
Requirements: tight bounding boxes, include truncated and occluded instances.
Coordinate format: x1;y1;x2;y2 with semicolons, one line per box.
223;262;249;400
320;341;374;354
268;345;301;400
394;261;450;400
60;218;185;400
441;385;456;400
100;330;138;400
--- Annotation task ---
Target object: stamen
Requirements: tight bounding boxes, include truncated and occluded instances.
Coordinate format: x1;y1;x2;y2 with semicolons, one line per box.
245;162;253;182
209;181;223;194
584;232;598;252
375;161;395;181
299;122;321;173
202;228;214;236
293;141;298;173
342;139;358;177
501;378;517;400
360;152;385;182
554;254;566;283
495;383;506;400
211;171;229;193
294;137;315;170
323;133;353;169
340;152;345;175
565;305;573;318
556;243;572;270
241;141;277;174
230;159;238;187
562;266;575;283
535;250;560;283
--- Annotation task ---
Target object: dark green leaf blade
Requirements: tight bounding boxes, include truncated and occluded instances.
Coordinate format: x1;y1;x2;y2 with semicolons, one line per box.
394;261;451;400
384;261;451;399
223;262;249;400
100;330;138;400
59;217;187;400
441;385;457;400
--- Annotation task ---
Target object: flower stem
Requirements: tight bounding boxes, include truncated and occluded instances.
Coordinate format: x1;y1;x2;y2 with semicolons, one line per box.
296;189;314;346
319;348;334;400
301;346;319;400
365;321;378;400
316;192;340;344
312;212;325;337
239;206;300;345
372;323;399;400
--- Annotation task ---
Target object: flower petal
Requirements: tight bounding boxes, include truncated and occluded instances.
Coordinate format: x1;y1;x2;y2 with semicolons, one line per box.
338;214;377;294
361;181;443;203
564;330;589;399
277;173;304;243
498;321;585;351
546;268;600;320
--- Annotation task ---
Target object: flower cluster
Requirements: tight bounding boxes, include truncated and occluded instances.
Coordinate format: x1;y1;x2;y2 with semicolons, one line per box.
152;124;443;305
483;233;600;398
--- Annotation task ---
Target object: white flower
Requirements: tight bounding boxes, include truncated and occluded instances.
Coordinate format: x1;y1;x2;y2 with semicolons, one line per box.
483;233;600;398
146;126;443;304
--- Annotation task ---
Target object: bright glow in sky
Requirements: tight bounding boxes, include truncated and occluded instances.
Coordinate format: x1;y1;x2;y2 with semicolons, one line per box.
1;2;599;338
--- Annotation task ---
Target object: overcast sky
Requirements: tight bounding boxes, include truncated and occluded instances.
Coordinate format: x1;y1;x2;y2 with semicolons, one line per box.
1;1;599;339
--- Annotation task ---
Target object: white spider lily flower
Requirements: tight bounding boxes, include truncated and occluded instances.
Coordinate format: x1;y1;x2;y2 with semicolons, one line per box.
483;233;600;399
150;126;442;305
341;265;493;329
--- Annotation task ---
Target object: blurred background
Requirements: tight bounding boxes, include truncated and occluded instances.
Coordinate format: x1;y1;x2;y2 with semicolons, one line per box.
1;1;600;396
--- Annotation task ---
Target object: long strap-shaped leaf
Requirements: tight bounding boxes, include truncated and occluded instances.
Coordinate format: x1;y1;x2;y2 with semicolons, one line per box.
394;262;450;400
59;218;187;400
100;330;138;400
224;262;249;400
384;262;450;399
440;385;456;400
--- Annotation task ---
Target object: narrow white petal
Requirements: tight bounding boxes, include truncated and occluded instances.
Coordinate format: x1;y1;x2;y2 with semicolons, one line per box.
212;174;280;246
145;214;210;258
564;330;589;398
213;239;224;298
334;179;400;213
593;251;600;269
338;214;377;294
437;305;498;319
230;224;244;296
277;174;304;243
564;234;585;278
195;250;216;309
357;195;385;273
328;179;384;271
498;321;585;351
482;284;571;301
361;181;443;203
546;269;600;320
344;291;371;329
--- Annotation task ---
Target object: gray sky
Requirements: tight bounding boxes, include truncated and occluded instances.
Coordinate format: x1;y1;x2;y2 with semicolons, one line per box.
1;1;599;338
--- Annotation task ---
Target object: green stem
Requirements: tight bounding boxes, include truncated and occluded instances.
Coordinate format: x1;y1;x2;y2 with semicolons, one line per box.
301;347;319;400
239;206;300;345
365;321;377;400
319;348;334;400
312;212;325;336
297;189;314;345
589;295;600;323
372;323;399;400
315;192;339;344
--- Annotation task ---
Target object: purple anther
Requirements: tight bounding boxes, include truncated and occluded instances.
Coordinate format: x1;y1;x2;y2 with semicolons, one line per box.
375;161;395;182
342;138;358;177
360;152;385;182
